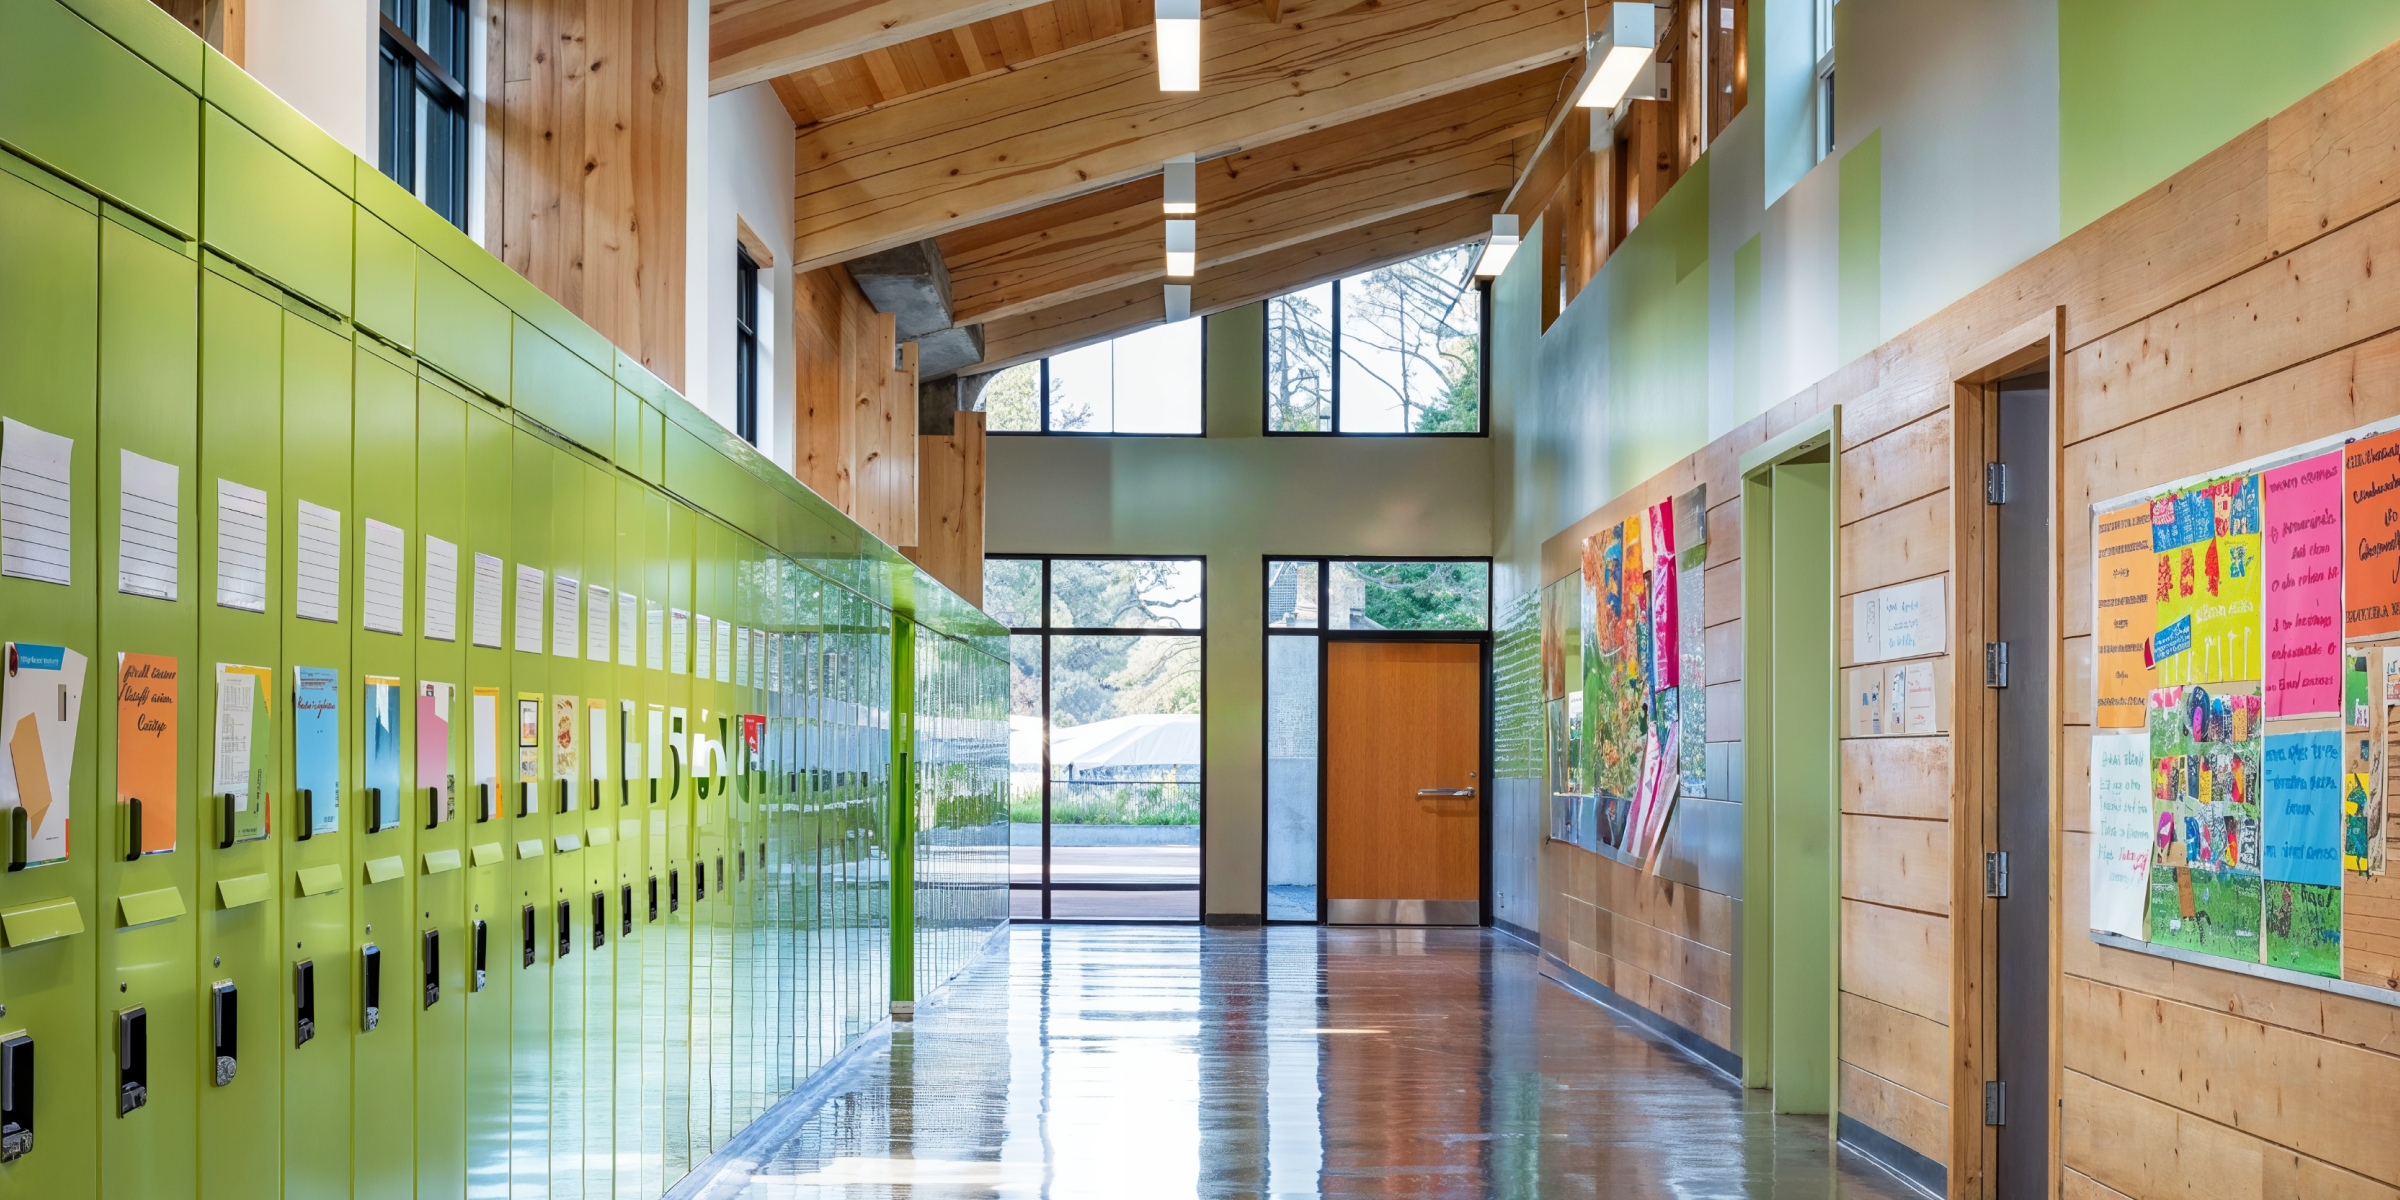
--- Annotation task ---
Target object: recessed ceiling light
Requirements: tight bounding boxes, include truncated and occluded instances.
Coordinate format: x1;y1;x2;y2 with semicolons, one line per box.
1165;283;1191;321
1163;155;1196;214
1474;214;1519;278
1575;3;1656;111
1158;0;1201;91
1165;220;1196;278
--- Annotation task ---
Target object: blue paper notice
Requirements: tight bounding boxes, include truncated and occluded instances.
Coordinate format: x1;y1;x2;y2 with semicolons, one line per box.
2262;730;2343;886
365;676;401;831
293;666;341;836
2152;614;2193;663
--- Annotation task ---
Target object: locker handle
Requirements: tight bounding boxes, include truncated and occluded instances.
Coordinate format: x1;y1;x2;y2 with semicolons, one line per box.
591;891;606;949
621;884;634;936
360;944;381;1033
209;981;238;1087
367;788;385;834
472;920;489;992
620;777;631;807
477;783;492;823
295;789;314;841
556;778;570;815
555;899;572;959
668;746;682;799
590;778;602;811
8;807;27;870
117;1007;147;1117
519;781;536;817
219;794;238;849
425;787;441;830
125;797;143;861
520;905;536;968
648;875;659;922
0;1032;30;1161
423;929;441;1009
293;959;316;1048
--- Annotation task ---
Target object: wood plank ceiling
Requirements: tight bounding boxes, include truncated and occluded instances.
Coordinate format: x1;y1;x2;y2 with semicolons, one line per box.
714;0;1586;370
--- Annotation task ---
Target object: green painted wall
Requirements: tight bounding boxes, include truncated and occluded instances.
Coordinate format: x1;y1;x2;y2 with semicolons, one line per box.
1837;130;1881;363
2060;0;2400;233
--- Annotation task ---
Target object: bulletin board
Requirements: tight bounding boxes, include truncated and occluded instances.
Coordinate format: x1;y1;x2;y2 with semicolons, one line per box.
1543;485;1707;870
2087;416;2400;996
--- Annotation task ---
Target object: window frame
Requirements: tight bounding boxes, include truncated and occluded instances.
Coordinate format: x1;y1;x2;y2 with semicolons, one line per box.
734;245;760;447
1263;262;1489;439
988;552;1210;923
983;319;1211;438
377;0;471;231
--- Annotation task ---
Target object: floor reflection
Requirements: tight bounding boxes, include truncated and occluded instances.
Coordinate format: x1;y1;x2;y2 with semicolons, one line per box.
701;926;1928;1199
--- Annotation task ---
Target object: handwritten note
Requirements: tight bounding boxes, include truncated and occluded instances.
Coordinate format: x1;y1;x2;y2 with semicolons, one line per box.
514;564;546;655
2346;428;2400;637
117;450;178;601
292;665;341;837
116;652;178;855
423;535;458;642
2263;729;2344;887
294;500;342;623
2089;732;2152;937
0;418;72;586
472;553;503;648
551;572;579;659
215;478;269;613
2093;504;2155;727
2263;453;2343;716
363;518;406;635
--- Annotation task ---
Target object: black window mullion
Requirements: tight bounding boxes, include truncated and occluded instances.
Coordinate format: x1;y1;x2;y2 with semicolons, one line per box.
1330;279;1343;434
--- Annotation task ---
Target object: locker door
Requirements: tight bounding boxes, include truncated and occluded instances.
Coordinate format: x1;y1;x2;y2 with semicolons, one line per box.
611;472;650;1200
506;431;551;1200
460;401;513;1200
195;265;284;1200
543;443;583;1200
0;161;100;1200
660;499;693;1184
95;212;201;1200
694;521;728;1152
280;305;354;1200
352;339;418;1200
577;460;615;1200
412;372;471;1200
726;535;757;1135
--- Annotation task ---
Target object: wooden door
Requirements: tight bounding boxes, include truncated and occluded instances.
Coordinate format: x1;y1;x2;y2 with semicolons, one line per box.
1324;641;1482;924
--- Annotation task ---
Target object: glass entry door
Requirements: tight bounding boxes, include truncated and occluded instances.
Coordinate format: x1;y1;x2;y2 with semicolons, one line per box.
988;556;1204;921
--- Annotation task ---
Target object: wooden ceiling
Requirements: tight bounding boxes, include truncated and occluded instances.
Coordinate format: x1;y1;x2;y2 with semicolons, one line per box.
711;0;1589;368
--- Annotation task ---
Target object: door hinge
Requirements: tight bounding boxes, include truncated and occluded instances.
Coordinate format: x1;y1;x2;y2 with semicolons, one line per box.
1985;462;2009;504
1984;641;2010;688
1984;1080;2007;1126
1985;850;2010;898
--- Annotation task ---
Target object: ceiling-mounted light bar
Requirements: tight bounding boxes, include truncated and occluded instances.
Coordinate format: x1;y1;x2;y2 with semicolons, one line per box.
1574;2;1656;110
1166;284;1191;322
1165;220;1196;277
1163;155;1196;214
1473;214;1519;278
1158;0;1201;91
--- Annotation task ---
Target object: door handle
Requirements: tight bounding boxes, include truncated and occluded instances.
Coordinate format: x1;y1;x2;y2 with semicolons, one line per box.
295;790;314;841
1416;789;1476;797
125;797;143;861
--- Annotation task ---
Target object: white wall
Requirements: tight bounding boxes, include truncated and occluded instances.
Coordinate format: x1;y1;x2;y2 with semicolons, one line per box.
699;84;799;466
242;0;377;160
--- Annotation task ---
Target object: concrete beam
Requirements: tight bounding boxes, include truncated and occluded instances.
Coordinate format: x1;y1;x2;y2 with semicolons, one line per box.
845;239;956;341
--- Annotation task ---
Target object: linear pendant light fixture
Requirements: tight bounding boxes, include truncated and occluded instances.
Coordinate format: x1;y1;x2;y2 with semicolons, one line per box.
1574;2;1656;110
1163;155;1196;214
1158;0;1201;91
1474;214;1519;278
1165;220;1196;277
1165;284;1191;322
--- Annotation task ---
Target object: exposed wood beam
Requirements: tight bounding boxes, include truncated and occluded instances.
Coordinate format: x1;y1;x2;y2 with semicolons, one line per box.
974;194;1494;370
710;0;1057;95
790;0;1584;272
1263;0;1361;24
937;67;1562;325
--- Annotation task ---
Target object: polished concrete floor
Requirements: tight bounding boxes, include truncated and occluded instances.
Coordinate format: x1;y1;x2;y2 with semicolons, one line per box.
686;926;1928;1199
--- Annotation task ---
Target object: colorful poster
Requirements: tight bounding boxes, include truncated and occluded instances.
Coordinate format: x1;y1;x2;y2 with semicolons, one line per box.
516;693;541;814
551;694;580;797
2264;879;2342;976
213;664;273;841
292;666;340;836
2342;677;2382;875
2262;729;2343;887
364;675;401;831
2262;453;2344;716
2343;428;2400;636
1647;497;1678;689
116;652;178;856
471;686;499;821
2090;732;2152;938
419;682;454;824
0;644;86;867
2151;475;2261;686
2095;503;2156;727
2146;683;2263;962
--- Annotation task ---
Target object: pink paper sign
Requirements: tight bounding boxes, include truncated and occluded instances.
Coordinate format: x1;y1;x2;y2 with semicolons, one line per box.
2262;452;2344;716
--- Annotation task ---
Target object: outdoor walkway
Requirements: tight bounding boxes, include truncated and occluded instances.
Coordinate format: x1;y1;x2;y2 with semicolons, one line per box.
675;926;1928;1198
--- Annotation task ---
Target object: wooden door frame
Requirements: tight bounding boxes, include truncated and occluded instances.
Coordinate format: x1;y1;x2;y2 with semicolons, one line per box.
1316;630;1496;925
1946;307;2064;1200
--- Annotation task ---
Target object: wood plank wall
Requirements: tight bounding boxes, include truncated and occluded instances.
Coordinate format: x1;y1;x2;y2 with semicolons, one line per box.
491;0;688;390
904;411;986;606
1534;34;2400;1198
793;264;921;551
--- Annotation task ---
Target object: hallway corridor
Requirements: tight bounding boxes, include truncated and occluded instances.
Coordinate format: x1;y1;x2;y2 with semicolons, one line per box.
684;927;1925;1198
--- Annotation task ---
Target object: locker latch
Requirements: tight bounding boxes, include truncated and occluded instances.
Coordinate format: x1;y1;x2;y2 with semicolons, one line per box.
117;1007;148;1116
555;900;572;959
621;884;634;937
210;981;238;1086
423;929;442;1009
296;789;314;841
521;905;537;968
0;1032;30;1161
1985;851;2009;898
648;876;660;923
361;944;382;1032
368;787;386;834
591;891;606;950
472;920;489;992
294;960;317;1047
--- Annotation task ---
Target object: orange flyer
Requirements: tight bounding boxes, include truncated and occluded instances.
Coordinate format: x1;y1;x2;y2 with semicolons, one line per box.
2093;504;2154;727
116;653;178;853
2344;428;2400;635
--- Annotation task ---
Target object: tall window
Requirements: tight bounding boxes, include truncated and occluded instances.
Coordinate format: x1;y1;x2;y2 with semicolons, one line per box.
1814;0;1838;161
988;556;1204;922
378;0;471;230
1266;246;1484;435
735;246;760;446
979;319;1204;435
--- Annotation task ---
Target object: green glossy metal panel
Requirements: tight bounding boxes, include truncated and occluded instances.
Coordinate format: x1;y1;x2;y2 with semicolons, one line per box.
414;255;507;404
413;370;470;1200
611;474;653;1200
0;0;199;238
200;106;350;320
514;322;613;462
280;307;354;1197
354;214;415;353
507;430;552;1200
0;155;101;1200
54;0;205;90
196;263;284;1200
576;457;616;1200
543;438;585;1200
459;400;514;1200
95;211;201;1200
659;497;692;1185
351;339;417;1200
198;47;351;200
690;519;723;1155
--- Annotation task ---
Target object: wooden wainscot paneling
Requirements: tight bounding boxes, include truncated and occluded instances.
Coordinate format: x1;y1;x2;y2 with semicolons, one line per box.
793;264;919;548
904;411;986;604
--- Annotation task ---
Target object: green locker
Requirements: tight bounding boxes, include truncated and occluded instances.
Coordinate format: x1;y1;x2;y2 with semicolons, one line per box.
0;0;200;240
659;497;692;1185
690;520;723;1155
0;153;101;1200
578;458;618;1200
507;430;552;1200
280;305;353;1200
95;210;201;1200
541;438;585;1200
412;371;471;1200
725;534;757;1134
350;338;416;1200
460;402;513;1200
609;472;648;1200
199;105;350;323
195;263;284;1200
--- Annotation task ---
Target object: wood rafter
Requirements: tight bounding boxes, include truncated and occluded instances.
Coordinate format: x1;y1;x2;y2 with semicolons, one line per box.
789;0;1584;272
935;65;1564;326
744;0;1168;121
975;194;1493;370
711;0;1066;95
